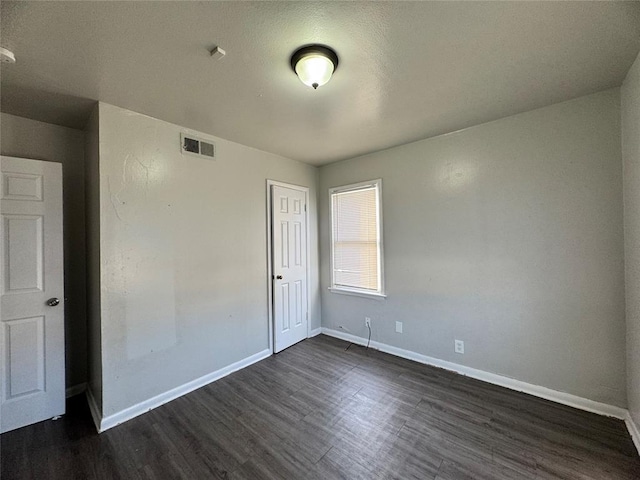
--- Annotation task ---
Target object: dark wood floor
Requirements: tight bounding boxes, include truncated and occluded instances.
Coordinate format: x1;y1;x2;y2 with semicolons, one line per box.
2;335;639;479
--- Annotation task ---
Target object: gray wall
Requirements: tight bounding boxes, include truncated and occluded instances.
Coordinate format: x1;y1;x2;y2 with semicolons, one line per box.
84;105;102;412
96;103;320;416
623;52;640;427
319;89;626;407
0;113;87;390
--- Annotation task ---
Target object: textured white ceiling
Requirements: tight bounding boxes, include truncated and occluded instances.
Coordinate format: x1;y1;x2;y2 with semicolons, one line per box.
1;1;639;165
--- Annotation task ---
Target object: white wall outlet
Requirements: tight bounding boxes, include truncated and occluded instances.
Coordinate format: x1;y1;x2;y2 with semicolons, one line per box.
395;321;403;333
454;339;464;354
365;317;371;328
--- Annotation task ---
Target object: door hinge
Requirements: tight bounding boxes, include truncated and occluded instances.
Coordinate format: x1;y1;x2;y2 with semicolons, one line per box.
304;204;307;212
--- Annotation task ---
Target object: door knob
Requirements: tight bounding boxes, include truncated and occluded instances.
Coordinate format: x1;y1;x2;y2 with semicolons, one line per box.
276;275;283;280
46;298;60;307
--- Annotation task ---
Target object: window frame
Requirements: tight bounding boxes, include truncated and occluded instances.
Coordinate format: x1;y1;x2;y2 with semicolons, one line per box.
329;179;386;299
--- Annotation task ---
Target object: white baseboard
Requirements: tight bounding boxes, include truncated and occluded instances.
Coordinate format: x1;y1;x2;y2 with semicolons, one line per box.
626;412;640;455
66;382;87;398
321;328;627;420
94;348;272;433
309;327;322;337
86;387;102;433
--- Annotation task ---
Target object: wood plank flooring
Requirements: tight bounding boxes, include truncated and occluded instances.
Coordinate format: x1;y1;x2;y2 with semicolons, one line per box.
2;335;639;479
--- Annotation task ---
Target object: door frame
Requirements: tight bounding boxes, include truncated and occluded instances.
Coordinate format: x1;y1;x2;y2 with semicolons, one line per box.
266;180;311;353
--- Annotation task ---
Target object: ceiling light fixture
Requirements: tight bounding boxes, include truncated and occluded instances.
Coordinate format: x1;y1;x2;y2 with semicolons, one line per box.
0;47;16;64
291;45;338;90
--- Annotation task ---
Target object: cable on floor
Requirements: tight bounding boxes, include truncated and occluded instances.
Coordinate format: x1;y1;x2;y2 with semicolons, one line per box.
344;325;371;351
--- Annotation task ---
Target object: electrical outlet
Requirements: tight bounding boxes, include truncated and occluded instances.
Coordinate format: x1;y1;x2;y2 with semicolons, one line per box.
395;321;403;333
454;339;464;354
365;317;371;328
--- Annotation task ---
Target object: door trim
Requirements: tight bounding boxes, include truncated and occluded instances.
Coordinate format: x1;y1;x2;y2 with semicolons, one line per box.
266;180;311;353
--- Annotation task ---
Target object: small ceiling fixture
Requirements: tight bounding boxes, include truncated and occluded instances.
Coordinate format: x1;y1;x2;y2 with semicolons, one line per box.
210;46;226;61
291;45;338;90
0;47;16;64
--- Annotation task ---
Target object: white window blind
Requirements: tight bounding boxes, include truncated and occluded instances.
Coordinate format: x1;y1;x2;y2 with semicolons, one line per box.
330;180;383;295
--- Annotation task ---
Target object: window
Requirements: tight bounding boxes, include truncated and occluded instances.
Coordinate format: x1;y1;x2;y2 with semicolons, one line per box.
330;179;385;297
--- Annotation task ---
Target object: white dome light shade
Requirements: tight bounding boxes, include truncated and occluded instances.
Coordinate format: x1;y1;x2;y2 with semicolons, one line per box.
291;45;339;90
295;54;334;89
0;47;16;64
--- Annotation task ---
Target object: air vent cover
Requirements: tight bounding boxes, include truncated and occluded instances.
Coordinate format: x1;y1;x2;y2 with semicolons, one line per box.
180;133;216;159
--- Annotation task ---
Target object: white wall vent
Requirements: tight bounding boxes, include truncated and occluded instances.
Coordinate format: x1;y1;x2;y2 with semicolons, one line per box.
180;133;216;159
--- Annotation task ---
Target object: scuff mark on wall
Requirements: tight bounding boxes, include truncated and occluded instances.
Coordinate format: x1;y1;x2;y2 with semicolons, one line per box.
107;175;125;223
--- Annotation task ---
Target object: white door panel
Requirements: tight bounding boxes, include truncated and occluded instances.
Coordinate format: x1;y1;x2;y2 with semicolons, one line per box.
272;185;308;353
1;157;65;433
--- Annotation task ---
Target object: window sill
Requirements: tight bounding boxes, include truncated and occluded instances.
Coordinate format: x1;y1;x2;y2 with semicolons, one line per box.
328;287;387;300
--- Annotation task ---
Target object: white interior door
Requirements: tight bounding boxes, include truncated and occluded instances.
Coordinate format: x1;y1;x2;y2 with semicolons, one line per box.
272;184;308;353
1;156;65;433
